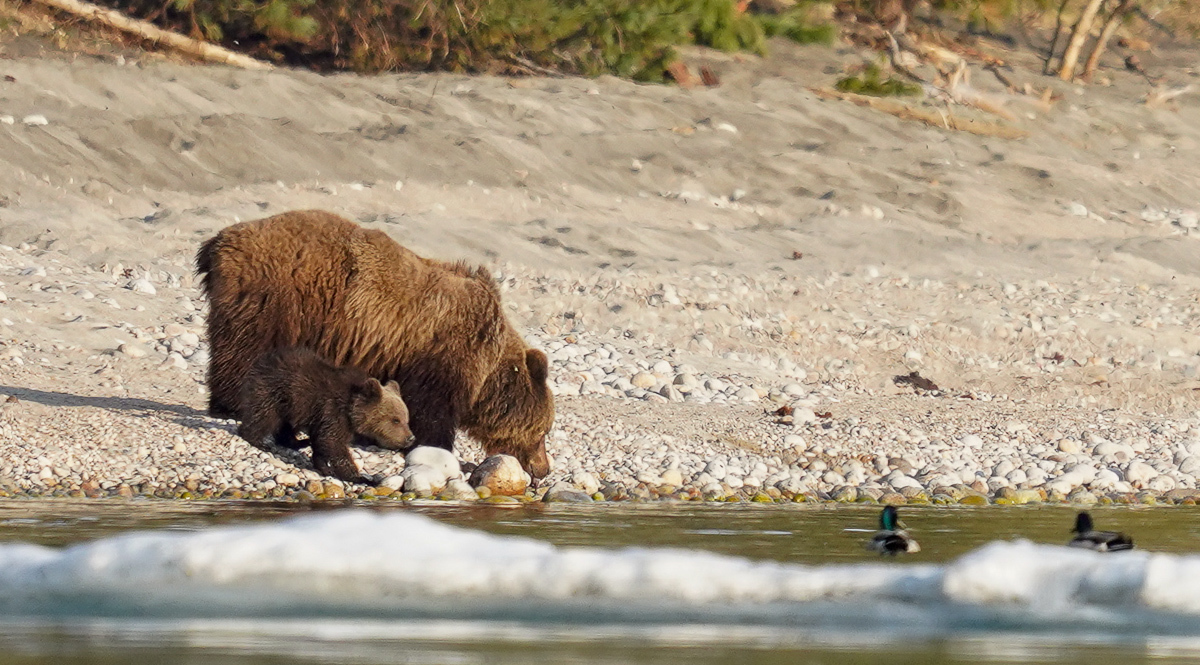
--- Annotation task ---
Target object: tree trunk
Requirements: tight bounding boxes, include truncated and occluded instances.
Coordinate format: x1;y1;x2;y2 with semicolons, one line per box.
1081;0;1136;81
1043;0;1074;75
1058;0;1106;80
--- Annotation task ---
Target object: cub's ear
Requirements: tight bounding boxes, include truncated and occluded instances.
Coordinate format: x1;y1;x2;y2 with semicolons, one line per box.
383;379;402;396
355;377;383;401
525;349;549;386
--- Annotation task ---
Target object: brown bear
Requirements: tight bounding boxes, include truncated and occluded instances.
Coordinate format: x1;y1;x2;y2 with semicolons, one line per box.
238;345;412;483
197;209;554;479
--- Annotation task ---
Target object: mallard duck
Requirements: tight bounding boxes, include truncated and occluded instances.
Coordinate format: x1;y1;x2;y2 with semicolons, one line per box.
1068;511;1133;552
867;505;920;555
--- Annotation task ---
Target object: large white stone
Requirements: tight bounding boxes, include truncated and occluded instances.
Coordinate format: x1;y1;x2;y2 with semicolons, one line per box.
405;446;461;482
401;464;447;496
1124;461;1158;486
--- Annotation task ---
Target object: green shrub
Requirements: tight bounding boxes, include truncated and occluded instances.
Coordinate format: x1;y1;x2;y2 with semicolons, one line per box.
102;0;813;78
835;63;921;96
757;6;836;45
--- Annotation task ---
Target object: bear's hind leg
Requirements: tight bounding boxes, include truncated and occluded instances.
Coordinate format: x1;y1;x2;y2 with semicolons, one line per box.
237;413;279;450
273;422;304;449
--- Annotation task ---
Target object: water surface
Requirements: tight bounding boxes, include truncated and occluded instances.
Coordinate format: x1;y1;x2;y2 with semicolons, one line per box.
0;500;1197;665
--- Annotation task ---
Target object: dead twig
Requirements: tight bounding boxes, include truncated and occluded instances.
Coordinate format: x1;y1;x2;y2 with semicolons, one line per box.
809;87;1029;139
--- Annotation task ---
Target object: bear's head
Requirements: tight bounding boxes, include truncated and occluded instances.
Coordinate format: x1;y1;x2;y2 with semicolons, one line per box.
350;378;413;450
468;348;554;480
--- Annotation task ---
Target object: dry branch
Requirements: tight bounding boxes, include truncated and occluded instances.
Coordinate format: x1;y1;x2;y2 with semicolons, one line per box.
1058;0;1105;80
29;0;273;69
1082;0;1136;81
809;87;1029;139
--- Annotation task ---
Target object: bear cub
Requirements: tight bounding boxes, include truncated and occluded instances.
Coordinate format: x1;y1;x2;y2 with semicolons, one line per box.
237;346;412;483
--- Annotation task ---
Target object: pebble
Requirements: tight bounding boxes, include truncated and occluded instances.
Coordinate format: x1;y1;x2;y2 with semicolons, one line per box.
118;342;149;358
127;278;156;295
439;479;478;501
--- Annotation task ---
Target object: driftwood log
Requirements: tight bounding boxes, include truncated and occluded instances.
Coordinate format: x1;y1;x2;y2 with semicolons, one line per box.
29;0;272;70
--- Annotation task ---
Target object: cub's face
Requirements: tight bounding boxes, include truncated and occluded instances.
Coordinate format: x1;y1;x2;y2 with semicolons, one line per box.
353;379;413;449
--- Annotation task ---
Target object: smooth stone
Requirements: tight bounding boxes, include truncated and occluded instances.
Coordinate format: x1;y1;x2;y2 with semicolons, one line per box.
543;483;594;503
570;470;600;495
1125;461;1158;486
118;342;148;358
438;479;478;501
468;455;530;496
660;468;684;486
401;464;447;496
630;372;657;389
405;446;462;482
127;278;156;295
380;475;405;490
275;473;300;487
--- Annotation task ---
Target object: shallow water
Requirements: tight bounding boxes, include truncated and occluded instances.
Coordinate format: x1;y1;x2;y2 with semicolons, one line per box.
0;500;1198;665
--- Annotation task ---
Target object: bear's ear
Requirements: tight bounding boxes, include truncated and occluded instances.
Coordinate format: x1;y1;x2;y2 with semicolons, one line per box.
525;349;549;386
355;377;383;401
383;380;402;396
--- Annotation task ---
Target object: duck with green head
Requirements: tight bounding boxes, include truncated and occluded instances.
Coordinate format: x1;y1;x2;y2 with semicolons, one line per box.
1068;511;1133;552
867;505;920;555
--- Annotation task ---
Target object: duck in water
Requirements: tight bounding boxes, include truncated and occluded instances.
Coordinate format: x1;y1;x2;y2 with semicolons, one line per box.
1068;511;1133;552
868;505;920;555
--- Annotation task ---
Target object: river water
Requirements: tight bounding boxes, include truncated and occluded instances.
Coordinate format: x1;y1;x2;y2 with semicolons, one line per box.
0;500;1198;664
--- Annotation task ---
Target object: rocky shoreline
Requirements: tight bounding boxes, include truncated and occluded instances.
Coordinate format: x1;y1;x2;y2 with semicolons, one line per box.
1;237;1198;508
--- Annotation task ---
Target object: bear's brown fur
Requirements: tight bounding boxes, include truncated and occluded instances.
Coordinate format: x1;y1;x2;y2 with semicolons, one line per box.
197;210;554;478
238;346;412;482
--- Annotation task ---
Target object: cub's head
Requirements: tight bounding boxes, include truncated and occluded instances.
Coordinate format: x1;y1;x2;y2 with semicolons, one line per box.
351;378;413;450
469;348;555;480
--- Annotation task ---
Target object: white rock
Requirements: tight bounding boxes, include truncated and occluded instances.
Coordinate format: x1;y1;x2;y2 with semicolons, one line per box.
275;473;300;486
1068;202;1088;217
1090;468;1120;489
1057;439;1081;454
118;342;148;358
1125;461;1158;486
791;408;818;426
157;353;187;371
380;475;405;490
405;446;461;482
660;468;684;486
439;479;478;501
630;372;656;389
960;434;984;448
569;470;600;495
1093;441;1133;463
889;474;922;490
1148;475;1177;493
22;114;48;126
401;464;447;496
127;278;156;295
735;386;760;402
